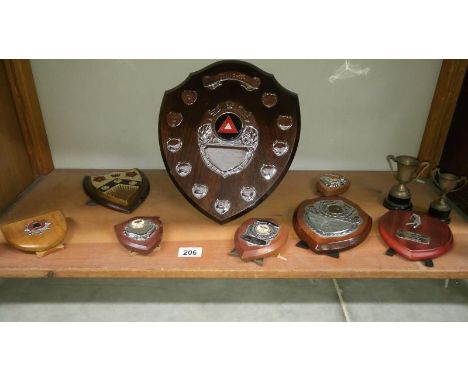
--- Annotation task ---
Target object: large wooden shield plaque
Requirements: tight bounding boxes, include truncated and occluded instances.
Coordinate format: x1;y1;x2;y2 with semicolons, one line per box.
158;60;301;223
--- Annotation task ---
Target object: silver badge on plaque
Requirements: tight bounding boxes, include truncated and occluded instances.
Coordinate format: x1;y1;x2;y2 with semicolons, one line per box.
175;162;192;177
24;220;52;236
167;138;183;153
123;218;157;241
198;102;259;179
240;186;257;202
214;199;231;215
319;174;348;189
303;199;362;237
241;220;280;246
192;184;208;199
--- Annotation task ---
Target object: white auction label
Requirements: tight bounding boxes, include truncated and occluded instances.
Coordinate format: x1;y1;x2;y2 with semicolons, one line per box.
177;247;203;257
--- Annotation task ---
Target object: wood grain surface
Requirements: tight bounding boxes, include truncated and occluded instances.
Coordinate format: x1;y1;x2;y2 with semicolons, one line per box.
1;210;67;252
0;169;467;278
3;60;54;175
0;61;37;211
418;59;467;175
159;60;300;223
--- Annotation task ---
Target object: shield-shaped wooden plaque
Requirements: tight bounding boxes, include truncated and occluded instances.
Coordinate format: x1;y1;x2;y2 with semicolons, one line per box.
379;210;453;261
158;60;301;223
82;169;150;213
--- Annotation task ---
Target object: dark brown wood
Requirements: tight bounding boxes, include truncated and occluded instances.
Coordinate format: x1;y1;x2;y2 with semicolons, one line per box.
159;60;300;224
114;216;163;255
1;210;67;255
293;196;372;254
316;173;350;196
82;169;150;213
379;210;453;261
3;60;54;176
0;61;37;212
1;170;468;279
438;71;468;216
418;59;467;176
233;218;289;262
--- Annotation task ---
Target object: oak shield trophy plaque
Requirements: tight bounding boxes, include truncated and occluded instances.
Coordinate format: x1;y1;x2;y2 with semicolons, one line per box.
158;60;301;223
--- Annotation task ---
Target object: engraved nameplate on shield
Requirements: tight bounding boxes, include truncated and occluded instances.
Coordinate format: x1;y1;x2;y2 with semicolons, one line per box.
158;60;300;223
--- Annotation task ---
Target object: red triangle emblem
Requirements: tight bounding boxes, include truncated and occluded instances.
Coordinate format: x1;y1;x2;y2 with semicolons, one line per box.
218;115;239;134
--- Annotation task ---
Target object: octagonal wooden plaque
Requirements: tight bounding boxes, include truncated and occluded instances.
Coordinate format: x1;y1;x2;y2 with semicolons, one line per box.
158;60;301;223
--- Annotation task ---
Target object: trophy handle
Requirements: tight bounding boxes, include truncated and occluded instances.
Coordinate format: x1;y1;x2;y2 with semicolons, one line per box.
415;161;430;179
431;167;441;188
451;176;467;193
386;155;397;177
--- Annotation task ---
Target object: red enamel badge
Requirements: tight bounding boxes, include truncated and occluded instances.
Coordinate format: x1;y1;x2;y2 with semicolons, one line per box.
218;115;239;134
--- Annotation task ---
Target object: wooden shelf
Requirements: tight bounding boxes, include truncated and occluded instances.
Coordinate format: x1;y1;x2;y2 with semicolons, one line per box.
0;170;467;278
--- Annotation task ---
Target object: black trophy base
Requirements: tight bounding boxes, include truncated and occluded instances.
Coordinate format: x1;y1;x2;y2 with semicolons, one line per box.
428;205;451;224
383;194;412;211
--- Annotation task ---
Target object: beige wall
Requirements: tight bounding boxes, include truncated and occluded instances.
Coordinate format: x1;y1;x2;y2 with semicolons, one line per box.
31;59;441;170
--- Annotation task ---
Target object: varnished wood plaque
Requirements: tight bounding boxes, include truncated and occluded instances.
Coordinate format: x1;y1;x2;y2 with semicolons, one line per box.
159;60;301;223
231;218;288;264
114;216;163;255
0;210;67;255
293;196;372;254
379;210;453;261
316;173;350;196
83;169;150;213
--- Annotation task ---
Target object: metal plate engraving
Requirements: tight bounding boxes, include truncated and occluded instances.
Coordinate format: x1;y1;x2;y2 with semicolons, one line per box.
396;229;431;245
319;174;348;188
198;102;259;178
304;199;362;237
241;220;280;246
123;218;157;241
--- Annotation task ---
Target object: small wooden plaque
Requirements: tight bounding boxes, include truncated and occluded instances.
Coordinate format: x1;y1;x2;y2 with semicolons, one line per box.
293;196;372;254
379;210;453;261
114;216;163;255
83;169;150;213
316;173;350;196
232;218;288;262
1;210;67;255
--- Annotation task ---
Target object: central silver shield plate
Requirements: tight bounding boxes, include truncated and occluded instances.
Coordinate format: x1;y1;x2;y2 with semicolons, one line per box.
304;199;362;237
